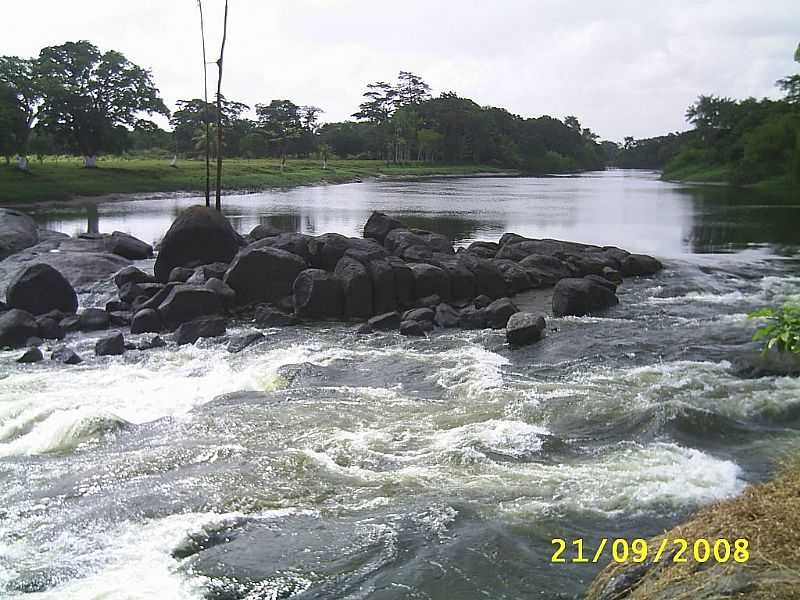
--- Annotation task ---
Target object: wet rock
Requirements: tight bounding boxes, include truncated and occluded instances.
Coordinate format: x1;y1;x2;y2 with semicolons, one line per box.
154;206;240;282
484;297;519;329
428;255;476;301
130;308;162;334
408;263;450;301
434;303;461;328
118;282;144;304
365;258;397;314
253;305;298;327
400;319;427;337
185;269;206;285
518;254;573;284
114;265;155;288
387;257;415;309
59;314;80;332
0;309;40;348
493;259;534;293
417;294;441;309
168;266;195;283
35;316;65;340
95;332;125;356
308;233;352;271
130;335;166;351
51;346;82;365
16;347;43;363
205;277;236;306
466;241;499;258
584;274;618;291
5;263;78;315
356;322;373;335
250;223;285;240
72;231;153;260
458;306;488;329
293;269;344;318
506;313;546;346
78;308;110;331
105;300;130;313
458;253;508;298
158;285;223;329
334;256;373;318
552;277;619;317
0;208;39;259
108;311;132;326
367;311;402;331
174;316;227;345
620;253;663;276
403;307;435;322
227;332;265;353
363;211;404;244
223;246;306;304
602;266;623;284
132;283;177;313
474;294;492;309
200;262;230;281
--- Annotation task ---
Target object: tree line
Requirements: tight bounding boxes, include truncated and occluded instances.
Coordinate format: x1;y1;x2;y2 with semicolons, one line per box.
0;42;607;174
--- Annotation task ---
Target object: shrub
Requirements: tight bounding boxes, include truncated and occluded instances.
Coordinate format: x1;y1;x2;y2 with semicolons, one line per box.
749;303;800;354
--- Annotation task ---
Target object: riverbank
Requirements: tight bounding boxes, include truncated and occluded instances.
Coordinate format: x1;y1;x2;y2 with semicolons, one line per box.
0;158;513;204
661;163;800;195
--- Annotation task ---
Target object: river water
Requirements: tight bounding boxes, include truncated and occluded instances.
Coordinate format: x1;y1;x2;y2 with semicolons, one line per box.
1;170;799;599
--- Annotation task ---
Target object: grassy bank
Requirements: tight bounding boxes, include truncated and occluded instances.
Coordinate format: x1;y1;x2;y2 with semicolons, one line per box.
0;158;510;204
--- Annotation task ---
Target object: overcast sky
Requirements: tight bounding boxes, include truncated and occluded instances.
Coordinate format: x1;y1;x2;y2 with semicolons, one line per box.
4;0;799;141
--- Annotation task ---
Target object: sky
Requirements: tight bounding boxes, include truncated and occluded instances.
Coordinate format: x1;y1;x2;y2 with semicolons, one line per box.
3;0;799;142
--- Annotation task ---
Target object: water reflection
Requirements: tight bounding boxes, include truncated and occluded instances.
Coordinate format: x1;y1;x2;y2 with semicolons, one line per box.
23;170;799;257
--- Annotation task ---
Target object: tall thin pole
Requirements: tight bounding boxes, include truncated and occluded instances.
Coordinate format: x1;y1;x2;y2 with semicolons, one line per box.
198;0;211;208
214;0;228;212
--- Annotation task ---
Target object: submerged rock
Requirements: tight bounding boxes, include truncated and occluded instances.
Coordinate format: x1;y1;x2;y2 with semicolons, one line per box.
51;346;82;365
5;263;78;315
16;347;44;363
227;332;265;353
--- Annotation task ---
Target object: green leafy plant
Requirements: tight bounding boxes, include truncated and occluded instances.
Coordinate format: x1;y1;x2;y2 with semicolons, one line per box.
749;303;800;354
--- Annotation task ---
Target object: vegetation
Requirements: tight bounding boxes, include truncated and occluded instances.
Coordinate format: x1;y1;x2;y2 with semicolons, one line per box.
749;304;800;355
0;157;506;203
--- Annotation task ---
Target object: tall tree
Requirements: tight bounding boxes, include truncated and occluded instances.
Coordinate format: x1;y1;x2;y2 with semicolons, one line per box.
256;99;303;169
0;56;44;167
36;41;168;167
776;42;800;104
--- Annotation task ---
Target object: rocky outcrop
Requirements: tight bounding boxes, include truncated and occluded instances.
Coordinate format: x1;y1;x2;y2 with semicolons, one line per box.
154;205;240;282
5;264;78;315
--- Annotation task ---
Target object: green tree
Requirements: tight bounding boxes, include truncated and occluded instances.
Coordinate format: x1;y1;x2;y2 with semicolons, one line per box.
0;56;43;166
776;42;800;104
171;96;248;155
36;40;169;167
256;99;303;170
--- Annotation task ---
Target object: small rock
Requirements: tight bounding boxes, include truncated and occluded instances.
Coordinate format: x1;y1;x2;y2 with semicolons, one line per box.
174;316;227;345
506;313;546;346
400;320;427;337
458;306;488;329
402;307;435;322
59;314;81;332
0;309;39;348
51;346;82;365
95;332;125;356
602;266;623;284
367;311;402;331
227;332;265;353
16;347;43;363
205;277;236;305
108;311;132;326
105;300;130;313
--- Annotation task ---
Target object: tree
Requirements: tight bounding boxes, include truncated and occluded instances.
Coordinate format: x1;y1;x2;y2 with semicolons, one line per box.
396;71;431;106
776;42;800;104
256;99;304;169
36;41;169;167
352;81;396;123
171;97;248;156
0;56;43;165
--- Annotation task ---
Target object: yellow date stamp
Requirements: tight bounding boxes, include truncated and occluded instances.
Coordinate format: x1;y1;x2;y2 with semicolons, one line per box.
550;538;750;564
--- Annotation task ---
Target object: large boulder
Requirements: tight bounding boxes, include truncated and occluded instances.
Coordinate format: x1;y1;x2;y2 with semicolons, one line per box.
506;313;546;346
174;316;227;345
428;255;475;301
157;285;223;329
458;253;508;298
334;257;373;319
620;254;663;276
519;254;573;285
154;206;240;282
552;277;619;317
250;232;312;261
367;311;402;331
5;264;78;315
223;246;306;304
308;233;352;271
292;269;344;318
466;241;499;259
130;308;162;334
0;309;39;348
363;212;404;244
408;263;450;302
0;209;38;259
484;297;519;329
365;258;397;314
387;257;415;309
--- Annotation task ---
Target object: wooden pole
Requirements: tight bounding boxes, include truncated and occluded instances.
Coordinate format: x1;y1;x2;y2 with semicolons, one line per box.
214;0;228;212
197;0;210;208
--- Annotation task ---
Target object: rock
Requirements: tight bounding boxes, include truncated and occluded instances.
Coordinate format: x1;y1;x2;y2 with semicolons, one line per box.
552;277;619;317
35;316;65;340
0;309;39;348
458;253;508;298
130;308;162;334
250;223;285;240
334;256;373;318
59;314;80;332
584;274;618;291
620;253;663;276
78;308;110;331
484;297;519;329
136;335;166;350
250;232;313;261
174;316;228;345
387;257;415;309
0;208;38;259
169;266;195;283
400;320;427;337
474;294;492;309
408;263;450;301
434;303;461;328
458;302;491;329
308;233;352;271
506;313;546;346
223;246;306;304
384;229;436;260
496;237;594;261
518;254;572;284
403;307;435;322
253;306;298;327
95;332;125;356
602;266;623;284
205;277;236;305
5;264;78;315
361;258;395;314
132;283;178;313
466;241;499;258
51;346;82;365
154;206;240;282
356;323;373;335
118;282;144;304
114;266;155;288
200;262;229;281
227;332;265;353
105;300;130;313
367;311;402;331
108;311;132;326
293;269;344;318
417;294;441;309
493;259;534;293
24;336;43;347
16;347;43;363
364;211;404;244
158;286;223;329
428;255;476;301
105;231;152;260
185;269;206;285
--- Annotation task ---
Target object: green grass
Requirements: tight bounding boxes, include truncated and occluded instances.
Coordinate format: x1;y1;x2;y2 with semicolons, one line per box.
0;157;510;204
661;162;732;184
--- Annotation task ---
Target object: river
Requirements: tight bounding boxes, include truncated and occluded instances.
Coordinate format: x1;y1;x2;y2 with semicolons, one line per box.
1;170;799;599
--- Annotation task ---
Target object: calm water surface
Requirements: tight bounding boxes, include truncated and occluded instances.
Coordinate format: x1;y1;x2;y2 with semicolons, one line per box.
1;170;799;599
